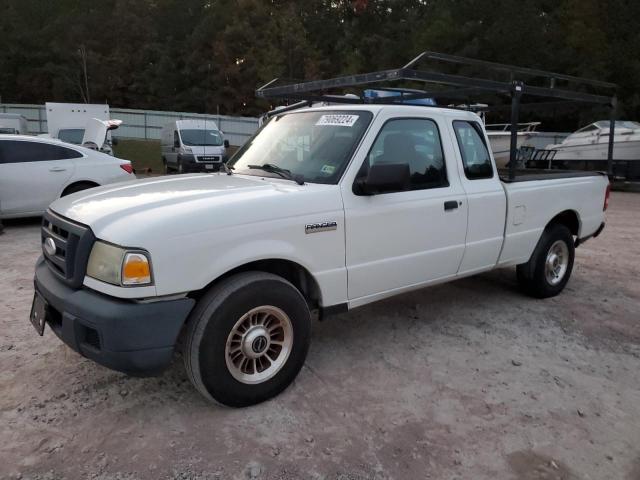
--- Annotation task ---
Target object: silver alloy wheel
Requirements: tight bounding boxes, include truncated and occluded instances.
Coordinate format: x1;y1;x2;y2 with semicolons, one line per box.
225;305;293;384
545;240;569;285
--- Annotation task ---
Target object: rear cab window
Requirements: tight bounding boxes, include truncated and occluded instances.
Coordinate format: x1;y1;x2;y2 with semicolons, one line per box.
452;120;494;180
58;129;85;144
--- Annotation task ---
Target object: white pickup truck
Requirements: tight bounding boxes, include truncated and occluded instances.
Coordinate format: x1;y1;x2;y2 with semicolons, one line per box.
32;105;609;406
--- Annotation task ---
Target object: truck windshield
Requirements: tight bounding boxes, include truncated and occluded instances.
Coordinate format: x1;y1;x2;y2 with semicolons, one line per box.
180;129;223;146
229;110;372;184
58;128;85;144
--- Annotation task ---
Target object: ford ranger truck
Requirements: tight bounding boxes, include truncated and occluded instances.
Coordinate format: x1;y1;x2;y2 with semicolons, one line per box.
31;105;609;407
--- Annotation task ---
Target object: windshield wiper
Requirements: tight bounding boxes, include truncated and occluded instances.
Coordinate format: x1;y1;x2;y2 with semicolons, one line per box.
247;163;304;185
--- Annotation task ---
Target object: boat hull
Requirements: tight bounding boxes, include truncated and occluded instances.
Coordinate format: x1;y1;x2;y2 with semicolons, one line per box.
551;140;640;161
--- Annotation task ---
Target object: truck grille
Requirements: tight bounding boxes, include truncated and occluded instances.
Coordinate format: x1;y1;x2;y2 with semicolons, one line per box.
41;211;96;289
197;155;221;163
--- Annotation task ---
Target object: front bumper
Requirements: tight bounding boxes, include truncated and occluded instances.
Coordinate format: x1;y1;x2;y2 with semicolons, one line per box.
34;257;195;376
183;163;223;173
179;154;224;173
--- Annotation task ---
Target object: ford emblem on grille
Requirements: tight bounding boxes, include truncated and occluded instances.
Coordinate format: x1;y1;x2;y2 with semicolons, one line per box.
43;237;56;256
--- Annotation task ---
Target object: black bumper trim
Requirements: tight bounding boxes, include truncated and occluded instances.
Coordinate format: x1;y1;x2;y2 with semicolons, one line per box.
575;222;605;248
34;257;195;376
183;164;223;173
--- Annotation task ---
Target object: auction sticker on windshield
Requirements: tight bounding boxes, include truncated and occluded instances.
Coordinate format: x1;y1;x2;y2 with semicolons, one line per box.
316;114;359;127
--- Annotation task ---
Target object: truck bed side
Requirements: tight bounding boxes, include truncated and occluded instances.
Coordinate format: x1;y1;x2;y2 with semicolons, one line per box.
497;173;608;266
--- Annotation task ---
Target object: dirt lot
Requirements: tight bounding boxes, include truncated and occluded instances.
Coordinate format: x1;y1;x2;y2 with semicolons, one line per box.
1;192;639;480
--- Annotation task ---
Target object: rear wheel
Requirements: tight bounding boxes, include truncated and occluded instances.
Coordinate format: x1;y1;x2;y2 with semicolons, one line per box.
183;272;311;407
516;223;575;298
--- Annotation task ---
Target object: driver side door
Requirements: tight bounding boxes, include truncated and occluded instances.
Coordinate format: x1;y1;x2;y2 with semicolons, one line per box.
341;115;468;306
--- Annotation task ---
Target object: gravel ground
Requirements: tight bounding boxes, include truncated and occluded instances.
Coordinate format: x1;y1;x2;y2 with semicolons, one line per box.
1;192;639;480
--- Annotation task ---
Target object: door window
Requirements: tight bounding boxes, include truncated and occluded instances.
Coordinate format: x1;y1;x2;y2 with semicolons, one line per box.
453;121;494;179
358;118;448;191
0;140;82;163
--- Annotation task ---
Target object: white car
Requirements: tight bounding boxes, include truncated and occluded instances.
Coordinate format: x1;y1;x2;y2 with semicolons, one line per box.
32;105;608;407
0;135;134;219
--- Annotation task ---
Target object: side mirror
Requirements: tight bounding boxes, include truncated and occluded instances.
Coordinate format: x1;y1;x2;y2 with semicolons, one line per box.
173;139;180;148
223;139;230;148
111;137;119;146
354;163;410;195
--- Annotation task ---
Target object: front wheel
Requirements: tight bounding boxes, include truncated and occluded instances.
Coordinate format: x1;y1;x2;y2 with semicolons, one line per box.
516;223;575;298
183;272;311;407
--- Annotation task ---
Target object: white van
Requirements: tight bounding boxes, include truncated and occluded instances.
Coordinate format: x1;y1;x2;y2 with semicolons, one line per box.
0;113;29;135
161;119;229;173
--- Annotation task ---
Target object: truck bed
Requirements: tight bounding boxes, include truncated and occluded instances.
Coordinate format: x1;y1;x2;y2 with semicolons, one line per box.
498;169;606;183
497;169;608;267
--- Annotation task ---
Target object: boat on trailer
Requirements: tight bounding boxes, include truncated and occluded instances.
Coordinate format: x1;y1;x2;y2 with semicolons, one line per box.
546;121;640;178
547;121;640;162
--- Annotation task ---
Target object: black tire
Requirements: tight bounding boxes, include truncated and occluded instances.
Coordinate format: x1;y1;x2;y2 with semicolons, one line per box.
516;223;575;298
61;182;98;197
183;272;311;407
162;157;170;174
177;161;184;174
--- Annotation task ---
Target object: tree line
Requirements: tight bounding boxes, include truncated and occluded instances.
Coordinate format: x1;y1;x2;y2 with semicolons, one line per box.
1;0;638;129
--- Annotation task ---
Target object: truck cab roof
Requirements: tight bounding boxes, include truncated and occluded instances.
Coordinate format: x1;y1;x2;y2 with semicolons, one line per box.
278;103;483;120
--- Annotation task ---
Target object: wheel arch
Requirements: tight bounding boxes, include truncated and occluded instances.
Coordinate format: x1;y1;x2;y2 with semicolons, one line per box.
545;209;580;237
60;180;100;197
190;258;323;311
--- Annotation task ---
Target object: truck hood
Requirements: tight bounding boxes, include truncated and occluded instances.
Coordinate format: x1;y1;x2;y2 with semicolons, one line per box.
49;173;341;244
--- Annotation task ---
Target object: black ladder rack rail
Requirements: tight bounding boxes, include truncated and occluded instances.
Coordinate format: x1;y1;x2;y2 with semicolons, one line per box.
256;51;618;180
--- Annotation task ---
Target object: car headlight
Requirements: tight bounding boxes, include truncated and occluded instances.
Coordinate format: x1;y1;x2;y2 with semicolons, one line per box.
86;241;153;286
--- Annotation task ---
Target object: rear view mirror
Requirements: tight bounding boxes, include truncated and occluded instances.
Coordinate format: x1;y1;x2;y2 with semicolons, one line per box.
224;139;230;148
111;137;119;146
173;139;180;148
354;163;410;195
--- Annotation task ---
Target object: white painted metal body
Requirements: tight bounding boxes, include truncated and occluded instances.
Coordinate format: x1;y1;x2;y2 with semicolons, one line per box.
0;135;134;219
45;103;110;140
47;105;608;310
0;113;29;135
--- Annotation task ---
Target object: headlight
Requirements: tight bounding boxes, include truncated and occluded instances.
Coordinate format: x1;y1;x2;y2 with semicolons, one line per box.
86;241;153;286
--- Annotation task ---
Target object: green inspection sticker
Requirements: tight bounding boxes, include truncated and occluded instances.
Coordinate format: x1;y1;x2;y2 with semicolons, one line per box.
321;165;336;174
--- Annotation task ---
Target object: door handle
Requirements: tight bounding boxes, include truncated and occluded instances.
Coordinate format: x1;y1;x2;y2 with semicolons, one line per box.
444;200;460;211
49;167;67;172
